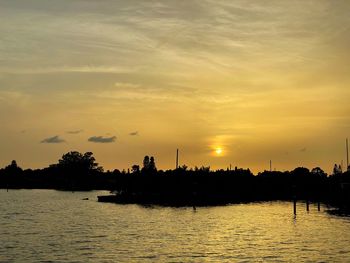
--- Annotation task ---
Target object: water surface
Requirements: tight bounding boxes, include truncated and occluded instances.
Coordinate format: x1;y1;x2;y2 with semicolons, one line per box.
1;190;350;262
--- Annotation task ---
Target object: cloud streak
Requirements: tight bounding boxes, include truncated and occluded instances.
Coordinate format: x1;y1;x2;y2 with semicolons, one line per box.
88;136;116;143
300;147;307;152
129;131;138;136
67;129;83;134
41;135;65;144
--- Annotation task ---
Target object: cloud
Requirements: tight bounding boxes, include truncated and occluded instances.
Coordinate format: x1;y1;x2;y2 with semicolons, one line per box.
67;129;83;134
41;135;65;143
115;82;140;89
88;136;116;143
129;131;138;136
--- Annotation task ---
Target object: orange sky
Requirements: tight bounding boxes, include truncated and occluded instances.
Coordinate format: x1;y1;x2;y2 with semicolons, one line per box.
0;0;349;173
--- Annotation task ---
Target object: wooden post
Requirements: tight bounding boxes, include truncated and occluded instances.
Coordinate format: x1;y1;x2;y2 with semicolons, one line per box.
317;201;320;211
306;200;309;212
293;198;297;215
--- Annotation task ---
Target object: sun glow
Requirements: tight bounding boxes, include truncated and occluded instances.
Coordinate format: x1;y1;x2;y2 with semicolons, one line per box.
215;147;223;155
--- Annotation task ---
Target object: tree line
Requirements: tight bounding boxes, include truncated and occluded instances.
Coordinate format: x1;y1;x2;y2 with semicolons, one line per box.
0;151;349;208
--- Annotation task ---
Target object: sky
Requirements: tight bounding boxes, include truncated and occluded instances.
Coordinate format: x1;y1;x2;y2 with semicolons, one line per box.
0;0;349;173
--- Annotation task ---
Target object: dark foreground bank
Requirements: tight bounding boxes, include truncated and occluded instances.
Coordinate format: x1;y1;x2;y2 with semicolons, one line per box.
1;151;350;209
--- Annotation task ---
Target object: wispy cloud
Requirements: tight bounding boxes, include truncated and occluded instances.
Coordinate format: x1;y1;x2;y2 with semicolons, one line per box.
114;82;140;89
41;135;65;144
88;136;116;143
67;129;83;134
0;66;135;75
0;0;349;173
129;131;138;136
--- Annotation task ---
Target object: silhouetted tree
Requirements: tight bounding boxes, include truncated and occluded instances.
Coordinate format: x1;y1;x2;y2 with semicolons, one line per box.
142;156;150;171
141;155;157;173
333;164;342;175
311;167;327;177
1;160;23;188
57;151;103;175
291;167;310;176
178;164;188;171
131;165;140;173
194;166;210;172
4;160;22;174
149;156;156;171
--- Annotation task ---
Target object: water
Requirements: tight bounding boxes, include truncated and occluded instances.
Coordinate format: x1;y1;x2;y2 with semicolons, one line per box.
1;190;350;262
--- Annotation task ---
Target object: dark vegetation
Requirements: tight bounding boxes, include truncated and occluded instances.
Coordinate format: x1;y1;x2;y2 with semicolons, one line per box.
1;151;350;210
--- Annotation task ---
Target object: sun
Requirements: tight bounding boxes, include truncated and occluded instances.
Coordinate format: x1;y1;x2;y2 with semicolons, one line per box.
215;147;223;155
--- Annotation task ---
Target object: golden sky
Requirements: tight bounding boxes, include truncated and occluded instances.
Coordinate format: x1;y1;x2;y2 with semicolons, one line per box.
0;0;349;173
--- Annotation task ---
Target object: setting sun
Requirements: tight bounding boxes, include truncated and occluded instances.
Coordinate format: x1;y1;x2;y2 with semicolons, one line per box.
215;147;223;156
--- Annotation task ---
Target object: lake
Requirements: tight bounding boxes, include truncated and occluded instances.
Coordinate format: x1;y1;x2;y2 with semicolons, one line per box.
1;189;350;262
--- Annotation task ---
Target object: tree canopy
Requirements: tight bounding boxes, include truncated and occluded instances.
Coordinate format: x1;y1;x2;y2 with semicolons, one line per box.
57;151;103;174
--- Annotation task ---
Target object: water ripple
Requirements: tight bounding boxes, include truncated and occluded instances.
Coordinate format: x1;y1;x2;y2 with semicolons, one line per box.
1;190;350;262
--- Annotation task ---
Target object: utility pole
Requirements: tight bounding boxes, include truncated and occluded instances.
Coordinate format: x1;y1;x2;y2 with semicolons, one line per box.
176;149;179;169
347;138;349;171
270;160;272;172
341;160;344;172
